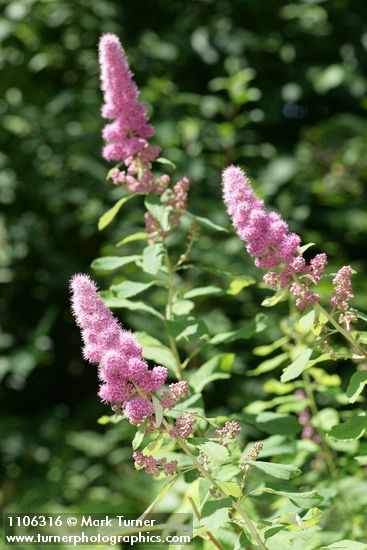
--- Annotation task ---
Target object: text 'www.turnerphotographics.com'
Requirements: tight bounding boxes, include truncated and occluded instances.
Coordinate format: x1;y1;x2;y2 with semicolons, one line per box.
4;513;193;546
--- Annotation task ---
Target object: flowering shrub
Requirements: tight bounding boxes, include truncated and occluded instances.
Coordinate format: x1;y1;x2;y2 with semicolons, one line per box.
70;33;367;549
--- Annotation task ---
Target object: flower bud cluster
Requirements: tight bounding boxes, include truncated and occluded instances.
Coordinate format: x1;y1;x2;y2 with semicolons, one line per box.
133;451;178;477
329;266;357;327
145;177;191;244
214;420;241;447
169;413;197;439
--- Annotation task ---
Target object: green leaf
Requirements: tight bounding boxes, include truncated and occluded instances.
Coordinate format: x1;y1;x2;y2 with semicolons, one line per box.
135;332;178;375
255;412;301;436
198;442;230;464
253;336;289;357
155;156;176;169
184;285;223;299
210;313;267;345
249;352;289;376
346;371;367;403
116;232;147;247
138;475;180;520
354;455;367;465
142;434;163;455
243;460;301;480
166;318;208;342
142;243;165;275
299;310;315;333
110;280;157;299
172;300;194;316
328;415;367;440
191;214;228;233
145;196;171;231
298;242;315;254
321;541;367;550
98;194;135;230
217;481;241;498
91;255;140;272
97;415;112;425
102;296;164;320
132;420;148;451
261;289;288;307
280;348;313;383
257;435;296;457
261;488;323;508
200;498;231;532
189;354;232;392
152;395;164;428
227;276;256;295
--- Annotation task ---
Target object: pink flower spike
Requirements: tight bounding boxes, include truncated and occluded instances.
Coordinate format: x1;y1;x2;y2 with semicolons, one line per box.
98;33;158;165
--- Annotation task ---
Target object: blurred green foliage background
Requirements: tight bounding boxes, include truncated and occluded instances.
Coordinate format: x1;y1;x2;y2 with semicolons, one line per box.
1;0;367;540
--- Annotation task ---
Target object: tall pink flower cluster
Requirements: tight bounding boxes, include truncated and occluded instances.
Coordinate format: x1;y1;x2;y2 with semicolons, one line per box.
70;273;168;425
222;166;328;310
99;33;168;194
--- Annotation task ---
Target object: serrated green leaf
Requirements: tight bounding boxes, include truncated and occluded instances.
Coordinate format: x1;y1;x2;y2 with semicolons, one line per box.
91;255;140;272
116;232;148;247
257;435;296;457
346;371;367;403
142;243;165;275
328;415;367;440
261;488;323;508
280;348;313;383
200;498;231;531
98;194;135;230
243;460;301;480
184;285;223;299
198;442;230;464
217;481;241;498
